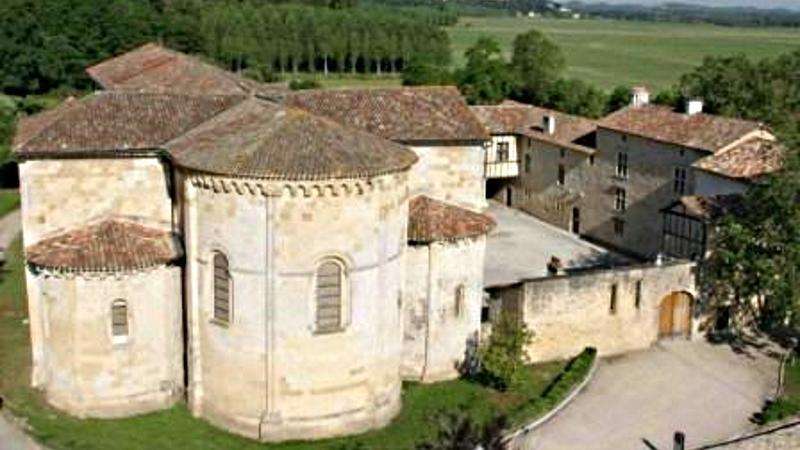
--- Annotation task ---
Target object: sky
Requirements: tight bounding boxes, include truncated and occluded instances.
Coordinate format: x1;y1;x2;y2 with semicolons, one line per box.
578;0;800;11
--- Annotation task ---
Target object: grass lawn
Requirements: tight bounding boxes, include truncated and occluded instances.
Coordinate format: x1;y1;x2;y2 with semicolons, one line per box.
0;235;588;450
759;356;800;423
447;16;800;91
0;191;20;218
287;73;402;89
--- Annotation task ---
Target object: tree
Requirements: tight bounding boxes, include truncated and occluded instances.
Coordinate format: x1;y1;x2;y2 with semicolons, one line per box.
509;29;565;104
477;312;533;391
703;132;800;335
543;78;608;119
606;85;632;113
456;37;514;105
402;54;453;86
416;412;508;450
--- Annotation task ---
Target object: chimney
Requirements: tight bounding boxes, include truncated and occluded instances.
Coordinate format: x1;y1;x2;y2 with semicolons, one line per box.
686;99;704;116
543;114;556;135
631;86;650;108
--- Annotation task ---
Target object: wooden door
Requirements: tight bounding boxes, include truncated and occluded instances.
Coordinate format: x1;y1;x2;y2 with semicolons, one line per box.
673;293;692;337
659;292;692;338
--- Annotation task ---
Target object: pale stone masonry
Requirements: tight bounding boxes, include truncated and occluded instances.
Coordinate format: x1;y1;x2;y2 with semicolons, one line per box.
13;44;723;443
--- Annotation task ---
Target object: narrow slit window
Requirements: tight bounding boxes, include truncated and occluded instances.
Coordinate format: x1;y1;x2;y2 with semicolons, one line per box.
316;259;344;333
213;252;231;324
635;280;643;309
111;300;129;338
617;152;629;179
610;284;618;314
558;164;566;185
455;284;465;318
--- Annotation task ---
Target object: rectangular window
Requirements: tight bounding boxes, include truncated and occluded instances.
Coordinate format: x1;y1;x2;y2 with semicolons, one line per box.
589;155;595;166
610;284;618;314
615;188;626;211
614;218;625;237
674;167;688;195
496;142;510;162
616;152;628;179
635;280;643;309
558;164;566;186
525;154;532;173
481;306;490;323
560;148;566;158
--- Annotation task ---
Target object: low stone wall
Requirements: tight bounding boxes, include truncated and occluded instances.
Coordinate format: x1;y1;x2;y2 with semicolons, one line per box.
489;261;697;363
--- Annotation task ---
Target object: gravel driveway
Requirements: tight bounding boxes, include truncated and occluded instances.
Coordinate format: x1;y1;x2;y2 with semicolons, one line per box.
513;340;781;450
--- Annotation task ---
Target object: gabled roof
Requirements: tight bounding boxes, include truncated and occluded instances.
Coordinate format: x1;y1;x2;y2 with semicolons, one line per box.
86;43;287;97
408;195;495;244
284;87;489;143
13;91;243;157
470;100;597;154
599;104;762;152
692;137;784;181
167;98;418;180
25;219;181;272
664;195;743;221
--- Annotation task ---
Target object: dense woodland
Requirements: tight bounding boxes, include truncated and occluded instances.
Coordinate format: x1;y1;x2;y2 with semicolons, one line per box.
0;0;455;96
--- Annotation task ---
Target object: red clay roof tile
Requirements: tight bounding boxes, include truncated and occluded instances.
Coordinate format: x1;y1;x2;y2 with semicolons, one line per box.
408;195;495;243
26;219;181;272
284;87;489;143
168;98;418;180
693;137;784;181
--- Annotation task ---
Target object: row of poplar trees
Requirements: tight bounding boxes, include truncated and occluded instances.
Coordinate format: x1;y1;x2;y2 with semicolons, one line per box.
196;1;455;79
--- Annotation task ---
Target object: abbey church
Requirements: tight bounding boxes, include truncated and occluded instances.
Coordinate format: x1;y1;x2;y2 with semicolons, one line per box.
13;44;780;443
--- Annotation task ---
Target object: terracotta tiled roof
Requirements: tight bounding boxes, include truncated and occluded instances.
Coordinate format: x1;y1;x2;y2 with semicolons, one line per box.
25;220;181;272
693;137;784;181
666;194;743;221
168;98;418;180
599;105;761;152
284;87;490;143
13;91;243;157
470;101;597;154
408;195;495;244
86;43;288;97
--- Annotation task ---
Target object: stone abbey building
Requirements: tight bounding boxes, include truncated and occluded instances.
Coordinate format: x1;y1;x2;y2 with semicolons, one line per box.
12;44;776;443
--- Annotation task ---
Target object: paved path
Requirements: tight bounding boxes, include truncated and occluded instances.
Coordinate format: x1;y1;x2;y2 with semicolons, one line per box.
0;413;41;450
514;340;781;450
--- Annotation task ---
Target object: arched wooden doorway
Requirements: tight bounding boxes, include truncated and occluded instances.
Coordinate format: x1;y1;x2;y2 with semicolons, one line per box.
658;292;693;339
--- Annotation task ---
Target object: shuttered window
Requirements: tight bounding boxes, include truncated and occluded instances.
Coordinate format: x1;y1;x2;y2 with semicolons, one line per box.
316;260;344;333
213;252;231;324
111;300;129;337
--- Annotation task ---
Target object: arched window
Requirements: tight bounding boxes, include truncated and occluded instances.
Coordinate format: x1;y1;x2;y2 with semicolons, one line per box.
454;285;466;318
315;259;345;333
111;299;129;339
213;252;231;324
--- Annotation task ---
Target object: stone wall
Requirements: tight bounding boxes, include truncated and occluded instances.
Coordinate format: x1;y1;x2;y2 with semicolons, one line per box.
402;236;486;382
18;158;174;244
509;137;592;231
489;261;697;363
26;266;183;418
408;144;486;211
694;170;748;197
580;130;707;257
183;171;409;442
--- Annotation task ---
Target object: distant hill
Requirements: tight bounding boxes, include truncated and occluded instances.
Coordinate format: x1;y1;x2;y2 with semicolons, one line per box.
577;0;800;11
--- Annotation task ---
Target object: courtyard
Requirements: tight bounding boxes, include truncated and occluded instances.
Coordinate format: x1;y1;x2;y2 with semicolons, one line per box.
484;202;626;287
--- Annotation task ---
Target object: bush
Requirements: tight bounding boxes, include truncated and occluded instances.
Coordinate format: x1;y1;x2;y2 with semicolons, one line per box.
416;411;507;450
289;79;322;90
476;313;533;391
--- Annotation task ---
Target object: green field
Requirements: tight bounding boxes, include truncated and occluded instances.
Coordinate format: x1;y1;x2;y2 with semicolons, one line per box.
448;16;800;91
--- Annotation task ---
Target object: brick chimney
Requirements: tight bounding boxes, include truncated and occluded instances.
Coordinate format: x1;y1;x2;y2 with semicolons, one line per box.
686;99;704;116
631;86;650;108
543;114;556;135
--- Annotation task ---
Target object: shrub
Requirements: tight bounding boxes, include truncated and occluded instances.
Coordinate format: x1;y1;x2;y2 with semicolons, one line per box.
289;79;322;90
416;411;507;450
477;312;533;391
